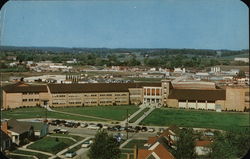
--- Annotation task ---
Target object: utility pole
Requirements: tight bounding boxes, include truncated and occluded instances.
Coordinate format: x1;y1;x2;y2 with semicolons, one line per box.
126;109;129;140
43;100;48;123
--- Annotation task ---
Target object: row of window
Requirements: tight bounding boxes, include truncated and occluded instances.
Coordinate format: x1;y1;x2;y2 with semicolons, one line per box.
23;99;39;102
69;102;81;104
52;102;66;105
23;92;39;95
100;101;113;103
178;100;215;103
115;94;127;96
52;95;66;97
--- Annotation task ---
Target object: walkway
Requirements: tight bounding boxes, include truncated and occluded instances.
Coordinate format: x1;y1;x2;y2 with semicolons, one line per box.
120;105;146;126
18;147;55;157
8;152;39;159
119;138;132;149
132;107;155;125
54;137;92;159
120;104;156;126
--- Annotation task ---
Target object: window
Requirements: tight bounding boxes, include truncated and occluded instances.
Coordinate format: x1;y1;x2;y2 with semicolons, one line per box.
23;99;27;102
35;99;39;101
29;99;33;101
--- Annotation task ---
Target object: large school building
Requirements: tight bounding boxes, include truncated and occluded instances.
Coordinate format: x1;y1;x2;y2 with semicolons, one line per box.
2;80;249;111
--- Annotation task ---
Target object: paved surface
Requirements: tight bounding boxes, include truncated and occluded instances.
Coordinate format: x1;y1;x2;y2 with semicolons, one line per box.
56;137;91;158
132;107;155;125
119;138;132;149
18;147;55;157
8;152;39;159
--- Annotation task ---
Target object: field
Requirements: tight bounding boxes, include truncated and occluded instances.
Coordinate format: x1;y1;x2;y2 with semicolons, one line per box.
141;108;249;131
27;136;75;154
54;105;139;121
2;107;99;121
2;105;139;121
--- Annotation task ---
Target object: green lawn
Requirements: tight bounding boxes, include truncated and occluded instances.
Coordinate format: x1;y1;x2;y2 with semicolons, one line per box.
141;108;249;132
50;134;84;141
120;153;133;159
54;105;139;121
11;150;50;159
2;107;106;121
123;139;147;149
27;136;75;154
129;108;150;123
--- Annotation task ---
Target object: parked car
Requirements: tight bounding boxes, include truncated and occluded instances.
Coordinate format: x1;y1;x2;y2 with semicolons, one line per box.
102;125;109;129
74;122;80;128
59;129;68;134
141;127;148;132
65;152;77;158
111;125;121;131
135;126;142;132
64;122;75;127
87;124;100;130
119;127;126;131
81;140;93;148
80;123;88;128
96;123;103;128
148;128;155;132
126;126;136;132
53;128;61;133
158;128;165;133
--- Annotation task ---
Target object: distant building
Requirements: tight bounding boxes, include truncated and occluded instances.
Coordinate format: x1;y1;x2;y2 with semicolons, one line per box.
234;57;249;63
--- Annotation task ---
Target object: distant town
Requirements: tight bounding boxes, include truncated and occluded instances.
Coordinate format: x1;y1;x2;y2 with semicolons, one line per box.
0;47;249;159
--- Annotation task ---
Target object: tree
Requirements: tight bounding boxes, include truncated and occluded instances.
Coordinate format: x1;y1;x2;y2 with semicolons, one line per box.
88;130;121;159
175;128;196;159
210;129;250;158
209;131;237;159
237;70;246;78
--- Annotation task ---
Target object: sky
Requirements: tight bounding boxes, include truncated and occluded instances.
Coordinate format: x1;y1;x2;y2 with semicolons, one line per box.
0;0;248;50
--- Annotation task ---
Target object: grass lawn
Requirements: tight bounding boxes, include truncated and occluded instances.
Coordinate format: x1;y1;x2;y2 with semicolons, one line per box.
129;108;150;123
50;133;84;141
121;149;134;153
11;149;50;159
123;139;148;149
27;136;75;154
54;105;139;121
2;107;104;121
141;108;249;132
120;153;133;159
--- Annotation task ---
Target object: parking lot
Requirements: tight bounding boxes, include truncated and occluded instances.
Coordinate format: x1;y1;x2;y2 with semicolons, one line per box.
48;119;163;140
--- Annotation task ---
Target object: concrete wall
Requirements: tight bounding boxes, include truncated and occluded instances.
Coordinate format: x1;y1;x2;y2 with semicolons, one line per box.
225;87;249;111
166;99;178;108
3;92;22;109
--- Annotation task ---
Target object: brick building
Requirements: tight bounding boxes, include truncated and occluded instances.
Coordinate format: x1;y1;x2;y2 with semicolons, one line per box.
2;81;249;111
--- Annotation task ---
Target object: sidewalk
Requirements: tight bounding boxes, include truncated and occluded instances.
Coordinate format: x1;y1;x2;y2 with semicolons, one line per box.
55;137;92;158
18;147;55;157
120;104;146;126
8;152;39;159
132;107;155;126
